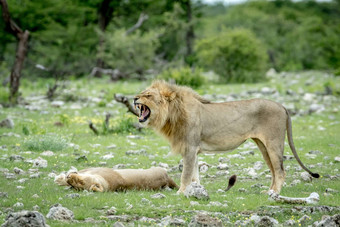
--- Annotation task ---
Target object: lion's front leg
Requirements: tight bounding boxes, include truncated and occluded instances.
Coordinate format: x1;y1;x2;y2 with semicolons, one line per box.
177;146;199;194
192;155;200;184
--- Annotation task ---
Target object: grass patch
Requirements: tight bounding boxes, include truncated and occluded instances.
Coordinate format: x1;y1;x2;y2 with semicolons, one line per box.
23;134;69;152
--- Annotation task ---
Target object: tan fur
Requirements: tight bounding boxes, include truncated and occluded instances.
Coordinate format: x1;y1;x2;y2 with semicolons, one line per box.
134;81;319;194
55;167;178;192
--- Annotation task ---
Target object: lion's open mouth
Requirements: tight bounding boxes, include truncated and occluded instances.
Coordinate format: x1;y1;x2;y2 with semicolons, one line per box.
135;103;151;122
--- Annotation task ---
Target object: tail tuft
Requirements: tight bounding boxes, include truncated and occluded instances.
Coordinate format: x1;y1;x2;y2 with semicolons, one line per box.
312;173;320;178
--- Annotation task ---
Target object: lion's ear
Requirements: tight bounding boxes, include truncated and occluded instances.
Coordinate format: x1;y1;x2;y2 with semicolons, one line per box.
162;90;176;102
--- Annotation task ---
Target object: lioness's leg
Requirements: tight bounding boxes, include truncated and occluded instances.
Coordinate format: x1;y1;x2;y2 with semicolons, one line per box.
266;143;286;194
178;147;198;193
253;138;275;191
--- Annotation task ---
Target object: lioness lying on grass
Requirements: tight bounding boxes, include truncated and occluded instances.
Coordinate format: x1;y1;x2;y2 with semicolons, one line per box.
55;167;178;192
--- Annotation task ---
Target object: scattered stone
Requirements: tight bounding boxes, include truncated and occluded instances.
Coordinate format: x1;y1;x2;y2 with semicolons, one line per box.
218;157;229;163
190;201;199;206
33;205;40;211
325;188;339;194
184;182;209;200
1;210;47;227
246;168;258;178
106;215;132;222
32;194;39;199
158;162;169;169
253;161;264;170
0;118;14;129
65;193;80;199
254;215;279;227
239;150;255;156
13;167;25;175
335;156;340;163
238;188;247;193
32;157;48;168
189;213;222;227
13;202;24;208
106;206;117;215
217;163;229;170
200;165;209;173
283;155;294;160
141;198;151;205
41;151;54;156
309;103;325;114
0;192;8;198
298;215;311;224
102;153;114;160
284;220;295;226
51;100;65;107
4;172;16;179
125;149;147;155
313;214;340;227
30;173;41;179
106;144;117;149
76;155;88;162
300;172;312;182
227;154;245;159
113;221;125;227
151;193;166;199
290;179;301;186
160;216;186;226
9;155;24;162
46;204;74;221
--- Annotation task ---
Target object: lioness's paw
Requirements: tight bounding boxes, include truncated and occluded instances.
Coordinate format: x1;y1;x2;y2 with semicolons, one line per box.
66;173;85;188
89;184;104;192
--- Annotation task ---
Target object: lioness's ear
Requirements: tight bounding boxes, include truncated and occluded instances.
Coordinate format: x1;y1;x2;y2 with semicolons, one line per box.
161;90;176;102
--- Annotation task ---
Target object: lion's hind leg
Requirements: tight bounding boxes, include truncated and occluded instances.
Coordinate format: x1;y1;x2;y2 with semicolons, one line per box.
265;141;286;194
89;183;104;192
253;138;276;192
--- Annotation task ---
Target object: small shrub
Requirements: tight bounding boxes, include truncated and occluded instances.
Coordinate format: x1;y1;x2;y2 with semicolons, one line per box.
159;67;205;88
196;28;268;83
24;134;68;152
110;114;137;134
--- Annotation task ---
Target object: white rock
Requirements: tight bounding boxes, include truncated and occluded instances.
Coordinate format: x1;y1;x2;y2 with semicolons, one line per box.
0;118;14;129
51;101;65;107
32;157;48;168
184;182;209;200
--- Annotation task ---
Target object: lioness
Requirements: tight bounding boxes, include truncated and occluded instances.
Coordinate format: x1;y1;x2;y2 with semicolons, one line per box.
55;167;178;192
134;81;319;194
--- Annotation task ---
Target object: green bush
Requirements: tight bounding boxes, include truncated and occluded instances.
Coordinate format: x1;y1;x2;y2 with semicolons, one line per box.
159;67;205;88
196;28;268;83
23;134;68;152
99;29;159;76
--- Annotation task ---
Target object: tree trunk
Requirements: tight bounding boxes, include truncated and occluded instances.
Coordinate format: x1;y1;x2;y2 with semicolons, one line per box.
185;0;194;66
94;0;114;78
0;0;29;104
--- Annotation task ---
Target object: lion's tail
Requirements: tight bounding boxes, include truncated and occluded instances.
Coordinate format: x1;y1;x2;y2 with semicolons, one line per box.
285;108;320;178
167;177;179;189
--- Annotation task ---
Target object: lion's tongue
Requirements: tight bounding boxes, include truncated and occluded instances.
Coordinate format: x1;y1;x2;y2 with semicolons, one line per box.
140;108;149;121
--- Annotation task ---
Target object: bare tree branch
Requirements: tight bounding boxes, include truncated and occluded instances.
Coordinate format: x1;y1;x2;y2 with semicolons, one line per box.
114;94;139;116
89;121;99;135
126;13;149;35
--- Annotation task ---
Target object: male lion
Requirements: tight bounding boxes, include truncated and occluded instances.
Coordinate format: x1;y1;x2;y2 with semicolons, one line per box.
55;167;178;192
134;81;319;194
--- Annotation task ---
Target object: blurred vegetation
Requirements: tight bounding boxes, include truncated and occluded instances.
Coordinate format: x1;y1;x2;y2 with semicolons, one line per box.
159;66;205;88
196;28;267;83
0;0;339;87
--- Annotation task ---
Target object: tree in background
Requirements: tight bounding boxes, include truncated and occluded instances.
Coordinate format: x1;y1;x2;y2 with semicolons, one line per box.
0;0;29;104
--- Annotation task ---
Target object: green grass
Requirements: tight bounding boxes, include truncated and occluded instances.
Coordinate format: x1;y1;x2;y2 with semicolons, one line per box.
0;72;339;226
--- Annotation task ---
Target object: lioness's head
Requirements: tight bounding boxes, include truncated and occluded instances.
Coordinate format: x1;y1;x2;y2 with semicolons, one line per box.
134;81;176;128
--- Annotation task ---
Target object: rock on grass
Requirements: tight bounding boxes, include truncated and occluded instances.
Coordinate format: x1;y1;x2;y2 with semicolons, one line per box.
184;182;209;200
46;204;74;221
2;210;47;227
